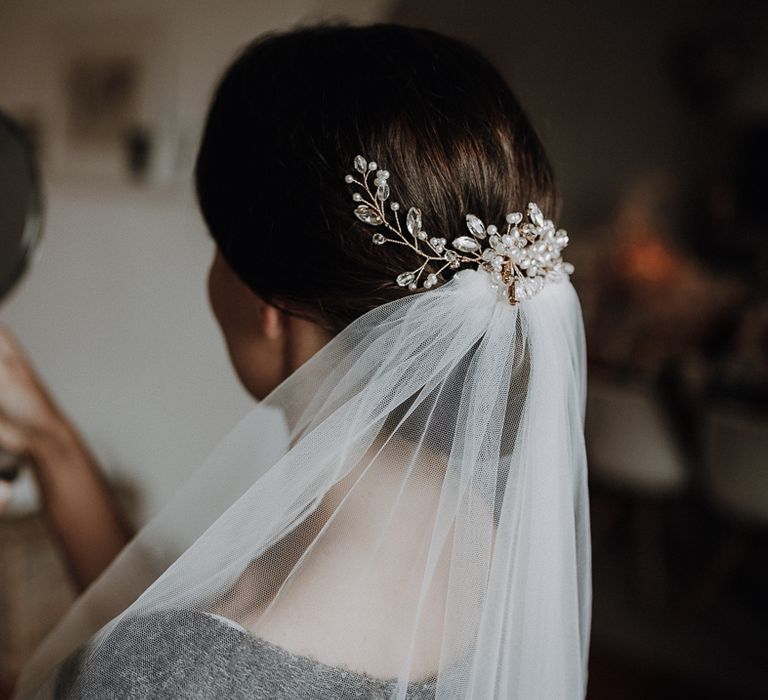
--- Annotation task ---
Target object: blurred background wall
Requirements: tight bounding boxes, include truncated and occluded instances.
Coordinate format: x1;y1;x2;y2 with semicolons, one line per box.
0;0;766;697
0;0;390;521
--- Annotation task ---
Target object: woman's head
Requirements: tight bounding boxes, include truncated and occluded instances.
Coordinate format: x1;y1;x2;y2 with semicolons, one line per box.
197;21;556;397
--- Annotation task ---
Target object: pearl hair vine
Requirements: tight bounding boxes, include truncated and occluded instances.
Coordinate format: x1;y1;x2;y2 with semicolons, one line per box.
344;154;574;304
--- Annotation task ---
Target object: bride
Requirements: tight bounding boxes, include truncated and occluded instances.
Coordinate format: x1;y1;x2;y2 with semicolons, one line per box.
9;21;590;699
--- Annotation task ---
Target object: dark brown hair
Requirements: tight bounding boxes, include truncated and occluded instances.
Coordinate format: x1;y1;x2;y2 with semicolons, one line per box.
195;22;557;333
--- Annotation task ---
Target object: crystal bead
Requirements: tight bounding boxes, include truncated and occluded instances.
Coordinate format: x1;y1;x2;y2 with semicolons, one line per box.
429;237;444;253
376;170;390;179
407;207;422;236
452;236;481;253
528;203;544;227
417;231;428;240
466;214;486;239
506;212;523;225
396;271;416;287
372;233;386;245
354;155;367;173
354;205;383;225
482;248;495;262
376;183;390;201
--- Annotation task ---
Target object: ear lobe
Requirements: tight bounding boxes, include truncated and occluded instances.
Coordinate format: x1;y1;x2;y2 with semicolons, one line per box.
261;304;284;341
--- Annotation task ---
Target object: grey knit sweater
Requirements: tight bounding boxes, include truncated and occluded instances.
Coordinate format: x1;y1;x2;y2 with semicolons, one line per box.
55;609;437;699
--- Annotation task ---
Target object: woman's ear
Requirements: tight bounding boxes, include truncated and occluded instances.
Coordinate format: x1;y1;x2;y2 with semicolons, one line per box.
260;303;284;341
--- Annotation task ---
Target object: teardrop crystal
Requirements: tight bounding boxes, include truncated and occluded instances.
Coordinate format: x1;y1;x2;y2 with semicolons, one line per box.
354;155;368;173
354;205;383;226
376;183;390;201
452;236;481;253
528;202;544;227
466;214;486;239
406;207;422;236
396;271;416;287
372;233;386;245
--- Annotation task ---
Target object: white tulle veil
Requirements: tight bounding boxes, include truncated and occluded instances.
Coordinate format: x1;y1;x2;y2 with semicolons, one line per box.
16;261;590;698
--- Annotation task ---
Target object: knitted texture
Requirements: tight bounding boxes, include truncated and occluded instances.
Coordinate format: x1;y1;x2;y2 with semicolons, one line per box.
55;610;437;699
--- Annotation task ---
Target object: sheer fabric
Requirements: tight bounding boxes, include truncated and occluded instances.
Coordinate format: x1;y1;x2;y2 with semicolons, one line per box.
16;268;590;699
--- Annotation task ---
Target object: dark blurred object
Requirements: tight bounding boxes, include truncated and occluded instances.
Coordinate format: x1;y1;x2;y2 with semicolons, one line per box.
0;440;20;481
668;26;754;116
691;120;768;284
123;124;152;182
0;467;19;483
735;124;768;232
0;110;43;304
680;120;768;409
65;55;140;146
0;109;45;480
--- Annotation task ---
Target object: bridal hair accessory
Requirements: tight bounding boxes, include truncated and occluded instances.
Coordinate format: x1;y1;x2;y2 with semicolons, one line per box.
344;154;575;304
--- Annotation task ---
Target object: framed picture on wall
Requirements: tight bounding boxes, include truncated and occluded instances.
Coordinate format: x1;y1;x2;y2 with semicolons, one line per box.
44;15;180;188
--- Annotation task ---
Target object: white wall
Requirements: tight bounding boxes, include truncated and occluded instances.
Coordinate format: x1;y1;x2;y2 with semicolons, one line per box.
0;0;393;522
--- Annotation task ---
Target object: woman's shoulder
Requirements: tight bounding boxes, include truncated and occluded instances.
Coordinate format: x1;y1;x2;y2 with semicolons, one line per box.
55;609;247;698
55;609;436;699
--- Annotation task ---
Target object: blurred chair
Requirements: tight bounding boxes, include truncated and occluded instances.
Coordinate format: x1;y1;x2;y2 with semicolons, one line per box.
586;377;691;606
704;408;768;524
685;407;768;614
586;377;690;494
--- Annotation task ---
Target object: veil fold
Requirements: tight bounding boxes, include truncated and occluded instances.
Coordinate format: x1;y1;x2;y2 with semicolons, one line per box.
16;268;590;699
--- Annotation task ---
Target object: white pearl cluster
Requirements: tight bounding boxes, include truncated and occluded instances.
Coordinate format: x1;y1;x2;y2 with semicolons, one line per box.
343;155;574;304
